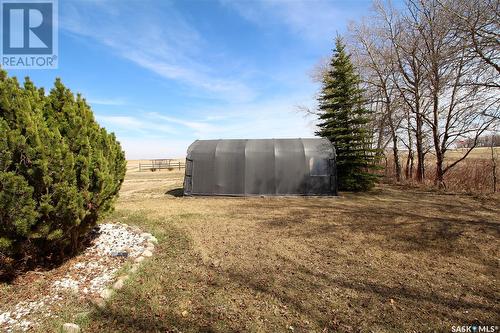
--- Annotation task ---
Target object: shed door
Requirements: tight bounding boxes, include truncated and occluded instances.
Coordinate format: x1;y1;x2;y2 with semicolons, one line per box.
183;158;193;195
329;158;337;195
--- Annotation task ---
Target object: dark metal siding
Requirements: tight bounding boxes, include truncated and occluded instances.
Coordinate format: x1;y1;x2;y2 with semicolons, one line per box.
244;139;276;195
184;138;336;196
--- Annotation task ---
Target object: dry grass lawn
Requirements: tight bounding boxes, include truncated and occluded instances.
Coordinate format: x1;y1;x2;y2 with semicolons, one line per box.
88;163;499;332
2;160;500;332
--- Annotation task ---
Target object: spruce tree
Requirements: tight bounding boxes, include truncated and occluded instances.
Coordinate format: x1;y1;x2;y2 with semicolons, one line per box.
316;37;378;191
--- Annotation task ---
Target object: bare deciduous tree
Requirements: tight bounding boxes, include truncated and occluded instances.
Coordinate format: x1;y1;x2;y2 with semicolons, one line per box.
305;0;499;188
350;20;403;180
440;0;500;79
346;0;499;187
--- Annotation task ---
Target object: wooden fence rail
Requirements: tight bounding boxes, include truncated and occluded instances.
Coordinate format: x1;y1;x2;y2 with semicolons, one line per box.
139;159;185;171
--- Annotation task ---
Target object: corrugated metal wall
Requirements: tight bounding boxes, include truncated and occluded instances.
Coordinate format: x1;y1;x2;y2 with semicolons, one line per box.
183;138;336;196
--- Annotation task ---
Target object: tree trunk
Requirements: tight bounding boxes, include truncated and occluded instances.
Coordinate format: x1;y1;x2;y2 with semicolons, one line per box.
405;111;414;180
492;137;497;193
376;102;387;159
383;91;401;182
392;143;401;181
406;149;414;180
388;115;401;182
415;113;425;182
431;87;445;188
435;151;445;188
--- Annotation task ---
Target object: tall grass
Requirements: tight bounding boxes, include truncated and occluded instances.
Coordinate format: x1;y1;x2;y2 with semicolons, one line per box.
380;151;498;193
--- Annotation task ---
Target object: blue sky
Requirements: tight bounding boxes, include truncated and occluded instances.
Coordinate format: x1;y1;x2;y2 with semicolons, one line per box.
6;0;374;159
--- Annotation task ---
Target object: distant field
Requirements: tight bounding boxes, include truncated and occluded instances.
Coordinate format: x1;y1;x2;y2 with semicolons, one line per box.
17;165;495;332
395;147;499;160
382;147;499;193
444;147;499;160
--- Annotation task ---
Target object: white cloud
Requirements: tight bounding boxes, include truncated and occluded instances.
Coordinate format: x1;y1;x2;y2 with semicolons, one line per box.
180;93;318;141
205;103;316;140
118;137;193;160
147;112;219;136
117;106;317;160
60;0;324;160
96;92;318;159
87;97;126;106
96;112;220;139
123;52;255;102
60;0;255;103
96;115;178;135
220;0;342;43
97;115;140;128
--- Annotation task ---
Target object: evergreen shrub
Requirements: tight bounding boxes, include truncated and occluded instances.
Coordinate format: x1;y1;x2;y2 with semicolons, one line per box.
0;70;126;267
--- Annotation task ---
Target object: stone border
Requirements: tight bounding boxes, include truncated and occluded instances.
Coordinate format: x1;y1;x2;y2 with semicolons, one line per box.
62;232;158;333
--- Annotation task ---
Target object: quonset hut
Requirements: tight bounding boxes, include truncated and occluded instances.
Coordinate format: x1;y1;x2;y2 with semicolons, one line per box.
183;138;337;196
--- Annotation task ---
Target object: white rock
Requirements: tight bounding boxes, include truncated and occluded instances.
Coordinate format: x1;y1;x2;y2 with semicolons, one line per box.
100;288;113;300
92;224;149;257
52;278;79;292
142;250;153;257
113;280;124;290
93;298;106;309
0;223;149;332
0;312;12;325
117;275;129;282
62;323;81;333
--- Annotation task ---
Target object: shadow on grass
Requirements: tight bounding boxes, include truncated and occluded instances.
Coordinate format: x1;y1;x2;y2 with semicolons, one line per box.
247;190;499;260
218;253;499;331
91;305;218;333
165;187;184;197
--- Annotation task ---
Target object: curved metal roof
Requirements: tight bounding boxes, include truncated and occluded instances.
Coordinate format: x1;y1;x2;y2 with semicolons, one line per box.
187;138;334;157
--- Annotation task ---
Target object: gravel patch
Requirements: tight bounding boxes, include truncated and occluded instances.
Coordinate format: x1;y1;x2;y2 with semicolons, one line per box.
0;223;151;332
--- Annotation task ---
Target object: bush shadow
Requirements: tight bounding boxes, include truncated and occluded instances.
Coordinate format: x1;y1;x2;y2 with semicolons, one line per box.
0;227;100;283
